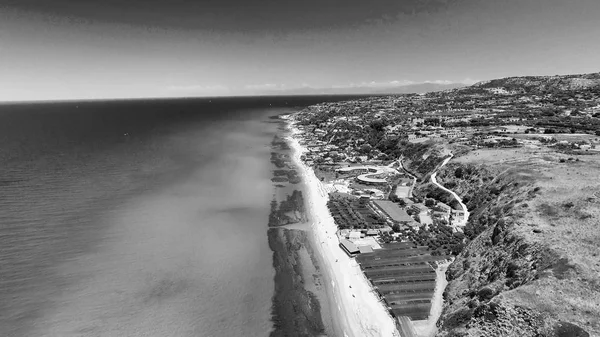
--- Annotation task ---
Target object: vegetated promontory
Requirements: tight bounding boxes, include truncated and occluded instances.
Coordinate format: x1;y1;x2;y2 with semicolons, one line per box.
432;147;600;337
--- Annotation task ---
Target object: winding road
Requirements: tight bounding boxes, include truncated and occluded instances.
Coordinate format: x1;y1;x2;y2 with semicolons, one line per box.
430;154;470;228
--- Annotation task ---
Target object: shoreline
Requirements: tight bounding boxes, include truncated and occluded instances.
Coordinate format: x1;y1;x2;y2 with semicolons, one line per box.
267;120;332;336
284;117;399;337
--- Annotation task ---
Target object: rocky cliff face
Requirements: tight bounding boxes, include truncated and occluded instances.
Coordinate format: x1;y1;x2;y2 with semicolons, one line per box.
433;161;595;337
436;220;584;336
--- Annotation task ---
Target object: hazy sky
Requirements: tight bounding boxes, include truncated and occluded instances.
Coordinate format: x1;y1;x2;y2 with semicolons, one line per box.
1;0;599;101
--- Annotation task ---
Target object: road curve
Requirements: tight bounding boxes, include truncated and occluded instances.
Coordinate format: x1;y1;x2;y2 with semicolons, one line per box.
430;154;470;228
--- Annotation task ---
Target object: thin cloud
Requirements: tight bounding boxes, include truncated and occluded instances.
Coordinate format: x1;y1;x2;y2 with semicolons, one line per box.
167;84;230;94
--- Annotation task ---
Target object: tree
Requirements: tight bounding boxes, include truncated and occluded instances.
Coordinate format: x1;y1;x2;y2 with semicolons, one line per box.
454;167;464;179
425;199;436;207
392;223;402;233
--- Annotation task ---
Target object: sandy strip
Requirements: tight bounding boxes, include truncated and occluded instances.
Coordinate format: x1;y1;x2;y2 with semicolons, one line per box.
412;260;451;337
285;122;399;337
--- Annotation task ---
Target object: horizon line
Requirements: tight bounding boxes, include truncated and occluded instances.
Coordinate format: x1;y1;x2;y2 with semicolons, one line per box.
0;92;419;105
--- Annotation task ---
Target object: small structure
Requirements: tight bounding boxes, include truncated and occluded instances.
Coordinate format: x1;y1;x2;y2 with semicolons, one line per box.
340;239;359;257
433;211;449;219
436;202;452;213
366;229;379;236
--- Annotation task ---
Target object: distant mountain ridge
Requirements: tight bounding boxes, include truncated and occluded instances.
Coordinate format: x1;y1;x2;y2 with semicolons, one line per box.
463;72;600;94
260;82;467;96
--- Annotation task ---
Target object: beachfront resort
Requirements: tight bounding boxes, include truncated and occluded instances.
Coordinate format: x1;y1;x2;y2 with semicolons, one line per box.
288;120;468;335
285;73;600;337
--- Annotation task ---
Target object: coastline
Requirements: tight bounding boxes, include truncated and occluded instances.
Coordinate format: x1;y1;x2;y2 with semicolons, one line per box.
267;119;332;336
284;116;399;337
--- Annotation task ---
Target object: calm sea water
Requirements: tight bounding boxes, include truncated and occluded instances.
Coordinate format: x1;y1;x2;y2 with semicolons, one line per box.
0;96;364;337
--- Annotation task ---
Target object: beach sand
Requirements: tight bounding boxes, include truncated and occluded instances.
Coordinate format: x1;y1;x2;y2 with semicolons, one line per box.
286;124;399;337
412;261;451;337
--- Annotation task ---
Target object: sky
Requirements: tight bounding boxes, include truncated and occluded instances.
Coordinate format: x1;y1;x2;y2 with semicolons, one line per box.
1;0;599;101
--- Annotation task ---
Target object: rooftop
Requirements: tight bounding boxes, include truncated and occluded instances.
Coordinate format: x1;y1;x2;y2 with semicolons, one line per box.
340;239;359;256
359;245;374;254
373;200;413;222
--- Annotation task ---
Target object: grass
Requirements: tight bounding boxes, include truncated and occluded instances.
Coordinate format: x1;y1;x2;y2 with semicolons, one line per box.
450;144;600;336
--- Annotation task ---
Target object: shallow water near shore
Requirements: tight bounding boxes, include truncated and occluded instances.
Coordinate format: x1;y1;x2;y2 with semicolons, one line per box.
267;118;341;337
0;97;357;336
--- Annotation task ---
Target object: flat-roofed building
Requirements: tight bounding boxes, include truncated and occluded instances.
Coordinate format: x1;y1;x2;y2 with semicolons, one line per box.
373;200;413;223
348;231;362;240
340;239;359;257
366;229;379;236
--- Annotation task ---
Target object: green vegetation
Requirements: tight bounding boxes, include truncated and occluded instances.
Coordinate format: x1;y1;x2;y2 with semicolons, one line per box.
268;190;306;227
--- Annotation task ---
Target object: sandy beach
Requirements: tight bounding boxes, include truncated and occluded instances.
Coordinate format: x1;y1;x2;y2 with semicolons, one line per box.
286;122;399;337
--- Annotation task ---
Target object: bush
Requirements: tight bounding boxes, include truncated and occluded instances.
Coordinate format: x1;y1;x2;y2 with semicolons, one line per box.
477;287;495;301
455;167;464;179
442;307;473;330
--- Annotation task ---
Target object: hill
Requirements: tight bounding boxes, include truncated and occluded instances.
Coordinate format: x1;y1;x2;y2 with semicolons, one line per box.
455;72;600;95
259;82;467;96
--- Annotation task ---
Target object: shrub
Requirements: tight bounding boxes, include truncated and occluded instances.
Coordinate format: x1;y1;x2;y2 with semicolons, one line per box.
455;167;464;179
477;287;495;301
442;307;473;330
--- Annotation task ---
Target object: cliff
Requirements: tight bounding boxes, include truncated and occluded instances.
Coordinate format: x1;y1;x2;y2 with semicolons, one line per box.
432;149;599;337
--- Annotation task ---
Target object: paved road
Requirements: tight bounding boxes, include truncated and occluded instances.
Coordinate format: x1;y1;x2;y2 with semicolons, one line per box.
430;154;470;228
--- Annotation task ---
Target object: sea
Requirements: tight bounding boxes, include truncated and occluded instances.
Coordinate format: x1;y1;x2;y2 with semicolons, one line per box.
0;96;366;337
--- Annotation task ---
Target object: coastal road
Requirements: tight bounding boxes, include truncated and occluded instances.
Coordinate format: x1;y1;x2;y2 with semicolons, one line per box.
430;154;470;228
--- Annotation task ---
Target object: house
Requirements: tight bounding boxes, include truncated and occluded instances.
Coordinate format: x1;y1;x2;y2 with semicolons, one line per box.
436;202;452;213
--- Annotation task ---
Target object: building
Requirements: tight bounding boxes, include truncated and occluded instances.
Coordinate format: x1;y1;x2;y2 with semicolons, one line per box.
366;229;379;236
340;239;360;257
348;231;362;241
373;200;414;223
